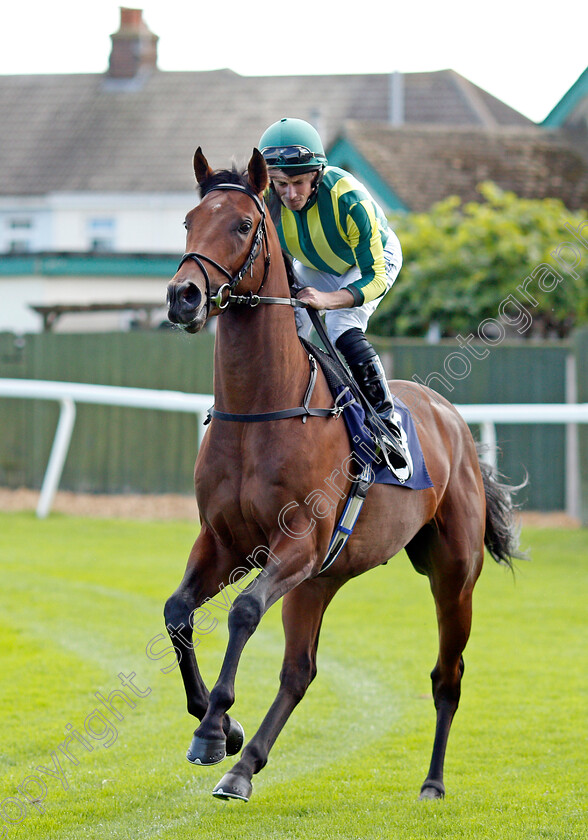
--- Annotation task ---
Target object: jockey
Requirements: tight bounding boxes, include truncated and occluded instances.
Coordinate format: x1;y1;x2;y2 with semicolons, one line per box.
259;117;413;482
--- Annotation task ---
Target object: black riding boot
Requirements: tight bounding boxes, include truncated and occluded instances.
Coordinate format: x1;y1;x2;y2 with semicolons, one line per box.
336;328;413;482
350;356;413;481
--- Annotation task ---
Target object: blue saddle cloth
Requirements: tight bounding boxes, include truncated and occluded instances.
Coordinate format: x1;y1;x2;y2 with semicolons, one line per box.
300;338;432;490
337;385;433;490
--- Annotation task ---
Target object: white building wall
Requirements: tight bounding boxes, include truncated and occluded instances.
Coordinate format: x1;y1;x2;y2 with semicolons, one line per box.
0;190;197;332
0;192;196;253
0;274;169;333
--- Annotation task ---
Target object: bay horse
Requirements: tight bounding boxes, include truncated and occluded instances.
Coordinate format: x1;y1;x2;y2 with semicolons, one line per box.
164;147;522;803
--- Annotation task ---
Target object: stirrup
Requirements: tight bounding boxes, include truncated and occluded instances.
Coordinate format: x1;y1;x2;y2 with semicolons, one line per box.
381;444;412;483
373;414;413;483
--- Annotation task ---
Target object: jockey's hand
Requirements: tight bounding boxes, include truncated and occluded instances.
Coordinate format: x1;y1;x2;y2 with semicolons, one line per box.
295;287;355;311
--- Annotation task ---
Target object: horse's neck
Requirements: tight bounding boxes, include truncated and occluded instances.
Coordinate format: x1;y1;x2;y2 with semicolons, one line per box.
213;267;308;414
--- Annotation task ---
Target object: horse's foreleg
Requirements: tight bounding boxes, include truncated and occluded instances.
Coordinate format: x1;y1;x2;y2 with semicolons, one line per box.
188;537;318;768
164;528;245;763
212;576;343;801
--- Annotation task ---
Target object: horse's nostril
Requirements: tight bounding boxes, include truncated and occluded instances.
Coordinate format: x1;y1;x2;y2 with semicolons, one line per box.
181;282;202;309
166;280;203;325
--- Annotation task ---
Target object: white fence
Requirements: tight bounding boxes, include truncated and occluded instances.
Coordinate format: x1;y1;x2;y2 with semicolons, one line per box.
1;378;587;519
0;379;212;518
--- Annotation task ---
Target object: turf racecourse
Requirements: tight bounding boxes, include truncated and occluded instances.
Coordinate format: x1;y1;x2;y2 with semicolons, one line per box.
0;512;585;840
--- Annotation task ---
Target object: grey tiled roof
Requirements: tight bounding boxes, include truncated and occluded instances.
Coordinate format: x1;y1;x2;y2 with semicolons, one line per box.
340;121;588;211
0;68;535;195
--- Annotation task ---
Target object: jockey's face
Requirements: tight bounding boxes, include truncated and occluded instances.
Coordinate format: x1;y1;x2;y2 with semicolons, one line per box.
269;170;317;212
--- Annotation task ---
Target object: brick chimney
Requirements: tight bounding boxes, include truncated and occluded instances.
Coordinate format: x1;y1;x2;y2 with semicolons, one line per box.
108;8;158;78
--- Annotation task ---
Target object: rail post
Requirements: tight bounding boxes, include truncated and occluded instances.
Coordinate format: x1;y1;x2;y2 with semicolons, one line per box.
36;397;77;519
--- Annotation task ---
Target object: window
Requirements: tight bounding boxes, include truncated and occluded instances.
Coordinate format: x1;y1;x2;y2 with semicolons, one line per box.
88;217;116;252
9;218;33;229
5;218;33;252
8;239;31;253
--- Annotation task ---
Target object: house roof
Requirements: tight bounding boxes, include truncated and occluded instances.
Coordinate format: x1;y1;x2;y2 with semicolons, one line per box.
542;66;588;128
0;68;534;196
329;121;588;211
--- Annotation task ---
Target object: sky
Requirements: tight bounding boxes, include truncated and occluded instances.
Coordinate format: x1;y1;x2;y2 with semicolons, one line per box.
1;0;586;123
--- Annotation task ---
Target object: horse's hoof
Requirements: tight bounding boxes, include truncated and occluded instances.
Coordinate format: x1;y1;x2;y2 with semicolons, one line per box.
225;717;245;756
212;772;252;802
419;779;445;800
186;734;226;766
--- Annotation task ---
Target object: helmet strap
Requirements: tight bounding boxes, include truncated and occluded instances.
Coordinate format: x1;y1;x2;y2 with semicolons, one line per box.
303;166;324;210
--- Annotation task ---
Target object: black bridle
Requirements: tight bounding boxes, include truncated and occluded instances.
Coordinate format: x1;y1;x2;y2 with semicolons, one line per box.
176;183;273;315
176;183;350;426
176;182;310;318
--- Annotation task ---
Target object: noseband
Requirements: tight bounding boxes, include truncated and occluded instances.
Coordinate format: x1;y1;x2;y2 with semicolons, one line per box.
177;183;272;314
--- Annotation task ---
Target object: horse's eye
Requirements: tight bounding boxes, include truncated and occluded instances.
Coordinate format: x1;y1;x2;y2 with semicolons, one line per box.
238;220;252;234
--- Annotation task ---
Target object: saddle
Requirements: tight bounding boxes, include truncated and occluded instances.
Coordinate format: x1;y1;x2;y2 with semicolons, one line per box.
298;331;433;491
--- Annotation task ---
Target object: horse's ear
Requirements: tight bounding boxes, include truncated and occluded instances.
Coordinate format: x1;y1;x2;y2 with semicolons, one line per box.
248;148;269;197
194;147;213;186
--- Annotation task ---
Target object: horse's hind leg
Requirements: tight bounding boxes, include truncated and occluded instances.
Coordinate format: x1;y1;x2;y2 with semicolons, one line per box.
212;576;343;801
164;527;244;764
406;508;484;800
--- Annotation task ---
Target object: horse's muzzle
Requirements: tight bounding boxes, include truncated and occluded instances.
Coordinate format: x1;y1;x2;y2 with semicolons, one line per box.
166;280;205;333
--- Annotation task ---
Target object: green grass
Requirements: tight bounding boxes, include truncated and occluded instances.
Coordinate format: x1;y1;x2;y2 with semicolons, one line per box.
0;512;586;839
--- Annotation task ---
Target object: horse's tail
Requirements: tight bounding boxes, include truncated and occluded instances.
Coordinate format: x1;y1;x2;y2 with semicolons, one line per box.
478;449;528;569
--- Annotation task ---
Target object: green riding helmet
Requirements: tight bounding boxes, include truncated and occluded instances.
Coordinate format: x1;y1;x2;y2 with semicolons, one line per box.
259;118;327;174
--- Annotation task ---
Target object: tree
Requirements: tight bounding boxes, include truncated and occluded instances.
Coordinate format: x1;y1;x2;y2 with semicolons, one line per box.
372;183;588;339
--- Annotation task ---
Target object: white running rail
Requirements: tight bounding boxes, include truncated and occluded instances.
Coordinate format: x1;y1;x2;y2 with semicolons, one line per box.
1;378;587;518
0;379;213;518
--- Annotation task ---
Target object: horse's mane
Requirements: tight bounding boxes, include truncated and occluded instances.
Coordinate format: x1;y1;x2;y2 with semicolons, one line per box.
282;250;297;289
198;167;248;199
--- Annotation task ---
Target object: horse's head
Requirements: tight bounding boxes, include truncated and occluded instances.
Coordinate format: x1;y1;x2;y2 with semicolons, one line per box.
166;147;270;333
